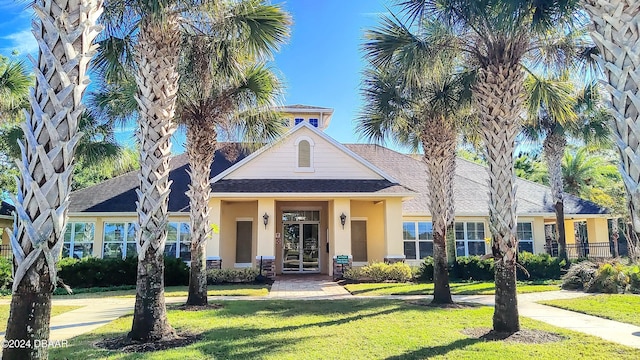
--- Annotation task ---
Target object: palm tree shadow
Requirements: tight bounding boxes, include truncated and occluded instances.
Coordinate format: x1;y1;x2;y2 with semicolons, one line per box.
385;337;481;360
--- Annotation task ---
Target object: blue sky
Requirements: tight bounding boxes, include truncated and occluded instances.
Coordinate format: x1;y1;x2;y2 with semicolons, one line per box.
0;0;396;153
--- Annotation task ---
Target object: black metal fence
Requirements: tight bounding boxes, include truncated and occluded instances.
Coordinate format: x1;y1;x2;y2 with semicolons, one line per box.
0;244;11;259
544;242;618;260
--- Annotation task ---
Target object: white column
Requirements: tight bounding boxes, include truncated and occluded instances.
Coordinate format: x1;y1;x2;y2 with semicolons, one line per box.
384;198;405;261
332;198;352;256
256;198;276;257
206;198;221;262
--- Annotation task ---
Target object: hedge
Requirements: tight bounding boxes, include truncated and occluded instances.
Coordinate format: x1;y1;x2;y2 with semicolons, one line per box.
57;256;189;288
418;252;567;282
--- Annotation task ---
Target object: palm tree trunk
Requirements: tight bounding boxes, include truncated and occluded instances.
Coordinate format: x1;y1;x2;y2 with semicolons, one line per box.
475;63;524;333
3;0;102;359
186;120;217;306
421;118;455;304
582;0;640;234
543;132;568;263
129;17;180;342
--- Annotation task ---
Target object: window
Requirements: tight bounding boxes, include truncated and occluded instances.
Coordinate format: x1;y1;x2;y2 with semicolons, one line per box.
403;221;433;260
455;222;486;256
294;136;314;171
236;221;253;264
63;222;95;258
103;222;136;259
351;220;367;262
165;222;191;260
309;118;319;127
517;222;534;253
294;118;304;125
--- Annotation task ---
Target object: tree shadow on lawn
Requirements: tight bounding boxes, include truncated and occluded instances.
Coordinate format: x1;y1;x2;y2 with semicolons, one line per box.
385;337;482;360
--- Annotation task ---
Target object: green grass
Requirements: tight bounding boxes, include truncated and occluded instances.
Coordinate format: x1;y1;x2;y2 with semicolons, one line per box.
540;294;640;326
0;304;82;332
49;299;639;359
52;285;269;299
344;281;561;296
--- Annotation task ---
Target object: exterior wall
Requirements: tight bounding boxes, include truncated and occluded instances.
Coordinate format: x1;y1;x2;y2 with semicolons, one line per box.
330;199;351;276
350;200;385;264
383;198;404;260
0;218;13;244
564;220;577;245
219;201;258;269
530;217;546;254
225;127;383;180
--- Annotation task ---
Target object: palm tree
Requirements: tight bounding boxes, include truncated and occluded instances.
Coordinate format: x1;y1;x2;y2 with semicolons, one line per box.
96;0;289;312
178;3;289;305
2;0;102;358
523;74;612;263
399;0;577;332
361;16;473;304
0;56;31;124
581;1;640;237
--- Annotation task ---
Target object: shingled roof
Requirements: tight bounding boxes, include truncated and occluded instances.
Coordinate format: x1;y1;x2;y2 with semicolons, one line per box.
69;143;608;216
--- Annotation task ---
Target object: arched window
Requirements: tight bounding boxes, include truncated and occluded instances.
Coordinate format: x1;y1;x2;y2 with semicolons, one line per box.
298;140;310;168
294;136;314;172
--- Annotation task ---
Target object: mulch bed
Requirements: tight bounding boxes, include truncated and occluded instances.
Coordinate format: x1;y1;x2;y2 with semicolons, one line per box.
95;332;202;353
173;303;224;311
461;328;565;344
407;300;481;309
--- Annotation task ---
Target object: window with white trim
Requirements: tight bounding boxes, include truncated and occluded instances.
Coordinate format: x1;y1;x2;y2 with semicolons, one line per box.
63;222;95;258
455;222;486;256
103;222;136;259
294;136;314;171
403;221;433;260
309;118;319;127
165;222;191;260
294;118;304;125
517;222;534;253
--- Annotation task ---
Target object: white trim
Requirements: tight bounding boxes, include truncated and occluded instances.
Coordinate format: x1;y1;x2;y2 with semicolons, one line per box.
236;217;253;222
211;122;398;183
207;256;222;261
402;212;611;218
234;263;253;268
256;255;276;260
352;261;368;267
351;217;368;221
277;106;334;114
212;192;415;199
384;255;406;260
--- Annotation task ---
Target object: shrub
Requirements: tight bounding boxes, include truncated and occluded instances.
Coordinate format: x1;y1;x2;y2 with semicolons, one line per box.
342;262;412;283
57;256;189;288
628;266;640;294
588;262;629;293
561;261;598;290
164;257;189;286
451;256;494;281
207;267;259;284
417;257;434;282
0;257;12;289
517;252;566;280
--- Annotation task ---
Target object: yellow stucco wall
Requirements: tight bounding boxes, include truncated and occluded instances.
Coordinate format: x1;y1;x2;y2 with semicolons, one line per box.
219;201;258;269
350;200;385;263
587;218;609;243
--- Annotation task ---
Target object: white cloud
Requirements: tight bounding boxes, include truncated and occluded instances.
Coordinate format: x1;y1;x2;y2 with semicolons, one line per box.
1;29;38;57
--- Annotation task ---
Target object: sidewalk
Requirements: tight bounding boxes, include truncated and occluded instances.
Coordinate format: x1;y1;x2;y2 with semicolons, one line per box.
0;283;638;350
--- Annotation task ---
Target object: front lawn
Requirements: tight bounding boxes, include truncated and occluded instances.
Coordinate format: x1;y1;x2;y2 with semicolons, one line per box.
344;281;560;296
0;305;82;332
539;294;640;327
52;285;269;299
50;299;639;359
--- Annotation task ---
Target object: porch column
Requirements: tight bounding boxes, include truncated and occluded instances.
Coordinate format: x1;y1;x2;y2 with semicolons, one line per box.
384;198;405;263
331;198;352;277
206;198;222;269
564;220;576;244
256;198;276;278
586;218;609;244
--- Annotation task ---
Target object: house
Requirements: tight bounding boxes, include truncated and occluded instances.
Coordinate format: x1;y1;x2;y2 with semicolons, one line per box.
66;105;610;277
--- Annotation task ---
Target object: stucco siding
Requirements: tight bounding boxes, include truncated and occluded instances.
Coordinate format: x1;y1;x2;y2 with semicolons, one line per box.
351;200;385;263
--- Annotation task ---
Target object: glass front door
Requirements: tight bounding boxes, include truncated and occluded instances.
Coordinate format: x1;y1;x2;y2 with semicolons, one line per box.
283;220;320;273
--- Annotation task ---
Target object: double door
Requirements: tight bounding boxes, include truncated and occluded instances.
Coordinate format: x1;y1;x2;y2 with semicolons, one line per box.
282;223;319;273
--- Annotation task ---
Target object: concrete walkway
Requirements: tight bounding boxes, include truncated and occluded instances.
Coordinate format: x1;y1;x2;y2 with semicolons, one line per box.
0;280;638;350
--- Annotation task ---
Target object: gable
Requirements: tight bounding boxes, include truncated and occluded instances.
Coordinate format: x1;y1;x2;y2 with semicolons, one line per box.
219;125;387;181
